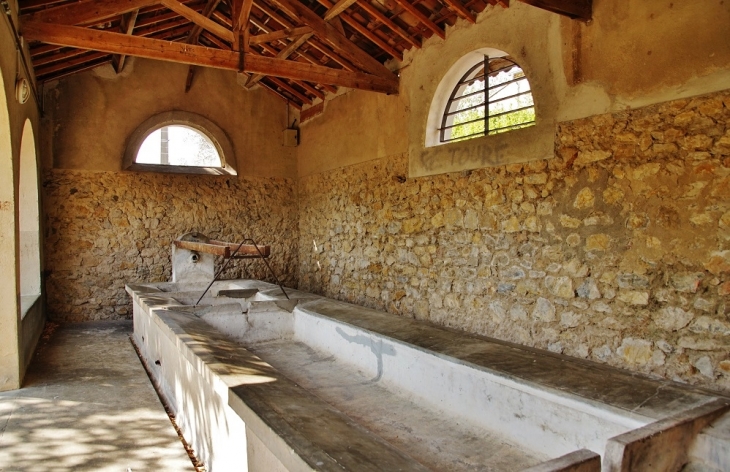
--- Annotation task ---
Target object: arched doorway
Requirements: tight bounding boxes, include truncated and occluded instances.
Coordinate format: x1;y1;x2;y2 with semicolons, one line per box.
19;119;41;304
0;69;21;391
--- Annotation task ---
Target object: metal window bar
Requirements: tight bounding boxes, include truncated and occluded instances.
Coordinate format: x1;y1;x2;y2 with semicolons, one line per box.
483;54;489;136
438;104;536;132
440;117;536;143
440;56;535;143
490;120;536;134
446;89;533;118
456;62;518;85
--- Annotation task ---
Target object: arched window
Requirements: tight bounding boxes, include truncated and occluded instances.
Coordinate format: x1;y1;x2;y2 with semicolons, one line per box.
124;111;236;176
431;52;536;145
136;125;222;167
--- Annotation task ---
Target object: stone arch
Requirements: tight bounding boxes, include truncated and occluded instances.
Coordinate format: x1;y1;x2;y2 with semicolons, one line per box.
19;119;41;304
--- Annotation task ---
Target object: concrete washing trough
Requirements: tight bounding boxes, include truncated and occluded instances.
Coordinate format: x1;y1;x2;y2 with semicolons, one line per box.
127;278;730;472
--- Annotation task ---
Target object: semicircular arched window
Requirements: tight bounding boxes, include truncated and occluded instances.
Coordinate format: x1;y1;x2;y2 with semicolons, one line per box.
136;125;222;167
124;111;237;175
440;55;535;144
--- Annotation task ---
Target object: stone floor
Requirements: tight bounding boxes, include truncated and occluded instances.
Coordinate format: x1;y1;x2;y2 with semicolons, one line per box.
0;320;193;471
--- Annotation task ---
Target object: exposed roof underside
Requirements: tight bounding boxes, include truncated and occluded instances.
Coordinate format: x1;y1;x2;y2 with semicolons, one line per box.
18;0;591;108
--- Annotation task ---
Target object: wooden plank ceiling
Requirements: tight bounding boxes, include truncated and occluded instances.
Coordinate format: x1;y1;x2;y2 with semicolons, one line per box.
18;0;591;108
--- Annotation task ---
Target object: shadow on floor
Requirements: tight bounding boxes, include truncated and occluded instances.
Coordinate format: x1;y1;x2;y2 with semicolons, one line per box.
0;320;193;471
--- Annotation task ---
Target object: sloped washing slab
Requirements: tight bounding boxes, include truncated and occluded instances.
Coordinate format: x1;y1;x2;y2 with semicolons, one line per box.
127;280;727;472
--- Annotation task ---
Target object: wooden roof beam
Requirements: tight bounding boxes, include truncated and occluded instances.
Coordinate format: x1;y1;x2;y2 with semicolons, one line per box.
269;0;395;79
251;2;358;72
518;0;591;21
391;0;445;39
112;9;139;73
38;57;113;83
22;21;399;93
355;0;420;49
21;0;158;26
247;32;313;86
250;26;313;46
254;38;337;94
186;0;223;44
440;0;476;23
160;0;235;42
259;81;302;109
267;76;312;104
316;0;402;60
323;0;358;21
245;54;398;93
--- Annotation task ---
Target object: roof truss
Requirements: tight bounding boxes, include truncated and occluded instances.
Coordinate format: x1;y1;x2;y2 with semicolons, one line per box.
20;0;591;107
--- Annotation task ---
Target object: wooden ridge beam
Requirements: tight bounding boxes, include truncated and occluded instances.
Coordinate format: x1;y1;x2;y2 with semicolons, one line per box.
269;0;395;79
250;26;313;45
518;0;591;20
23;21;398;93
244;54;398;94
21;0;158;26
391;0;445;39
160;0;235;42
355;0;420;49
441;0;476;23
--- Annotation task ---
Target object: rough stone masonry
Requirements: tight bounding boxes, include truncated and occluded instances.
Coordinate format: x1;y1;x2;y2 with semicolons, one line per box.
298;90;730;392
43;171;298;322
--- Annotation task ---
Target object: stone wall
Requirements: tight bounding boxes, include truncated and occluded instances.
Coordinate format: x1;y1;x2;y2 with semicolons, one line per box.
298;90;730;392
44;170;298;322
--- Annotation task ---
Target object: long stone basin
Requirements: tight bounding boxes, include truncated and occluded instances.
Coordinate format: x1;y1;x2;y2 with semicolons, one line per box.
126;279;726;472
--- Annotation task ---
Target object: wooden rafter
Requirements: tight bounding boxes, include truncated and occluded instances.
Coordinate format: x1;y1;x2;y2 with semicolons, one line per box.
391;0;445;39
245;55;397;93
112;9;139;73
185;0;222;43
160;0;234;42
22;21;399;93
251;2;358;72
440;0;476;23
323;0;358;21
317;0;403;60
21;0;158;26
247;32;314;87
267;76;312;104
269;0;395;79
249;26;313;46
354;0;421;49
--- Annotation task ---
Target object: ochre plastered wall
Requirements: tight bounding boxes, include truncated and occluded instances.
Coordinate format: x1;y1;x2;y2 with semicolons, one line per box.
43;57;296;179
297;0;730;391
0;0;43;391
41;59;300;322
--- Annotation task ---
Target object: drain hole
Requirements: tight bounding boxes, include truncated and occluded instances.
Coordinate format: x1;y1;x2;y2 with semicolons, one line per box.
155;360;161;366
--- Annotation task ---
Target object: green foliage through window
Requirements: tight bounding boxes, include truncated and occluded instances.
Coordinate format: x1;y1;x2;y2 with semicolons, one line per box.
441;56;535;143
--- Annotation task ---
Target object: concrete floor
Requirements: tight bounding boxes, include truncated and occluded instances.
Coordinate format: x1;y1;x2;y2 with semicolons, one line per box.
0;321;194;471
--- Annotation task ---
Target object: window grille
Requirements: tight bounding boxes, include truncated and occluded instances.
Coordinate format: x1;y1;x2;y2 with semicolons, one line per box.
439;55;535;143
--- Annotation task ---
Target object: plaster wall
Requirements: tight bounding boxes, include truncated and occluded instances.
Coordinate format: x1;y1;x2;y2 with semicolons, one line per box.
43;57;296;179
0;0;43;391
